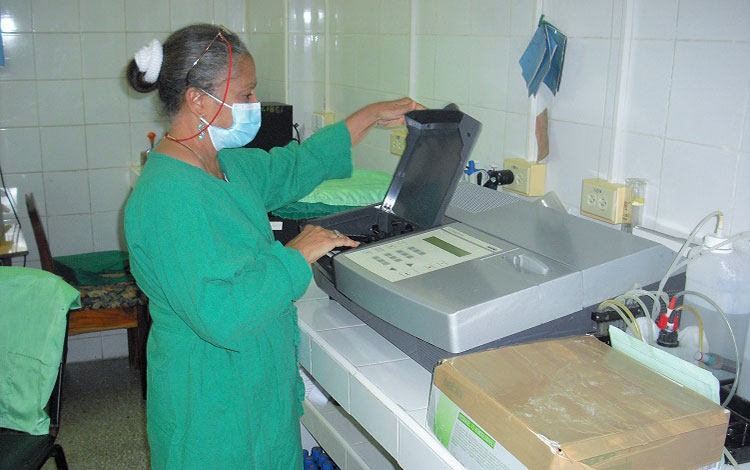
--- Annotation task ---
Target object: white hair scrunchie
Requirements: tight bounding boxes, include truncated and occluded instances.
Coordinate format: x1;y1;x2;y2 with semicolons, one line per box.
134;39;163;84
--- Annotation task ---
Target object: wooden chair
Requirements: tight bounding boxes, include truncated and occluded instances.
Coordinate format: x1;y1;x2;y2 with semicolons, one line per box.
25;193;149;399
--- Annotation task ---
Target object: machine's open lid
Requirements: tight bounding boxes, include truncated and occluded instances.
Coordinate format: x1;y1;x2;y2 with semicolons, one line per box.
381;109;481;229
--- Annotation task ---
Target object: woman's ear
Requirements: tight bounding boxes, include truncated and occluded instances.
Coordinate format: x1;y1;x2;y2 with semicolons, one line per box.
184;87;207;118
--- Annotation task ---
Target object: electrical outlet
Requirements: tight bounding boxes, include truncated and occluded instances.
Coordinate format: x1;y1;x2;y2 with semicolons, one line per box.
390;128;408;156
580;178;627;224
312;111;334;132
502;158;546;196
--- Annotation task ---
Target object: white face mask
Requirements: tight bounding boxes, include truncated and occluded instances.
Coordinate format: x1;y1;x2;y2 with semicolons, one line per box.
200;91;262;150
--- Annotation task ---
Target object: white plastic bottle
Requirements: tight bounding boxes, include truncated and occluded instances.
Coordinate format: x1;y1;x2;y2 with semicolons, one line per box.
683;235;750;391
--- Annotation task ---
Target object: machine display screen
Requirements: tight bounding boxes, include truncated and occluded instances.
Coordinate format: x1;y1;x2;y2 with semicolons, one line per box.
424;236;470;257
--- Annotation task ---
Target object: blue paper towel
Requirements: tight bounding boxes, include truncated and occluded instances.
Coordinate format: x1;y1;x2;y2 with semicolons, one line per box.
519;16;567;96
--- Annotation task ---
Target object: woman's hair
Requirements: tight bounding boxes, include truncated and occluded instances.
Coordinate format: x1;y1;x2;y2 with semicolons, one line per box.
126;24;249;119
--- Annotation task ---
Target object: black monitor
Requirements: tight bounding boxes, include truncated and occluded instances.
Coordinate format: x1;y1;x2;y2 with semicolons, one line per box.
383;109;481;229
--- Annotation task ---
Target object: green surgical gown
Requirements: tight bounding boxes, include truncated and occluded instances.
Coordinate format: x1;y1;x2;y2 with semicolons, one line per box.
124;122;352;470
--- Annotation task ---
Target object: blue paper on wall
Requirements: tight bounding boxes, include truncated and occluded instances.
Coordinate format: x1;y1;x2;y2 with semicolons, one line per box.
519;16;567;96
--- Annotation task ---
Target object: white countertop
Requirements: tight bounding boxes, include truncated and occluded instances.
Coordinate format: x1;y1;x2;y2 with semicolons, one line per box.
295;280;747;470
295;281;463;470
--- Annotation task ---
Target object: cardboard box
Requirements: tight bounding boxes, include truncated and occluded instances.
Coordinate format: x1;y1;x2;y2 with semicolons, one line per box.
428;336;728;470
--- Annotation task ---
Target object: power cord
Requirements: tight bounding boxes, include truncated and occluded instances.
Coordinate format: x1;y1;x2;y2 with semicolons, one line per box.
293;123;301;143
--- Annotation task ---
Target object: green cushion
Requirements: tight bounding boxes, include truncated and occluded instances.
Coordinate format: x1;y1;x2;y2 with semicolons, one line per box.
297;170;391;206
0;267;80;435
272;170;392;220
271;202;358;220
53;250;131;286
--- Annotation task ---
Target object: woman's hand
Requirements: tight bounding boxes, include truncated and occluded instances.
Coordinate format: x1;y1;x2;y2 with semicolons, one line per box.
374;97;424;127
286;225;359;264
346;97;425;146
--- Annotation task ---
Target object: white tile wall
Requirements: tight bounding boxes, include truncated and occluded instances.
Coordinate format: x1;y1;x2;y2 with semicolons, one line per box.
330;35;356;86
0;128;42;173
544;0;613;38
79;0;126;32
2;172;47;216
31;0;79;33
83;79;130;124
658;141;737;231
733;153;750;233
46;213;94;255
101;330;129;359
632;0;678;40
251;33;286;82
214;0;247;34
548;38;610;126
36;80;85;126
86;124;133;168
623;40;673;135
353;36;380;91
92;210;126;251
470;0;512;36
81;33;127;79
433;36;471;105
289;34;325;83
677;0;750;41
0;81;39;127
378;0;410;35
33;34;82;80
0;33;36;80
468;36;510;111
124;0;170;32
40;126;88;171
248;0;285;33
432;0;470;36
1;0;34;33
667;41;750;150
463;106;506;168
503;112;530;158
66;335;102;363
170;0;214;31
378;35;409;95
288;0;327;34
743;101;750;154
546;120;602;208
44;170;91;215
89;168;130;213
329;0;379;35
619;131;664;226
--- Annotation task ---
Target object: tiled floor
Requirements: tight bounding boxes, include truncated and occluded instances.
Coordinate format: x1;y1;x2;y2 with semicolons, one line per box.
41;358;149;470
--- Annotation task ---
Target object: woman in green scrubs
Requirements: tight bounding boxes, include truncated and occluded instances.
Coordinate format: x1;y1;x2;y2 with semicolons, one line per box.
124;24;418;470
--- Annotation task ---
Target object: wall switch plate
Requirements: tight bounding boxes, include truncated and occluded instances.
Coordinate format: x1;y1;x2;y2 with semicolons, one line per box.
502;158;546;196
390;128;408;156
580;178;627;224
312;111;335;132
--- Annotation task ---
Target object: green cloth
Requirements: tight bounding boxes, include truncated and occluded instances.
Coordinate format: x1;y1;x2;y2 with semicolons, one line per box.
53;250;131;286
271;202;359;220
272;169;392;220
297;169;391;206
124;122;352;470
0;267;81;435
